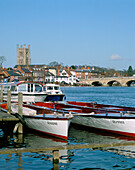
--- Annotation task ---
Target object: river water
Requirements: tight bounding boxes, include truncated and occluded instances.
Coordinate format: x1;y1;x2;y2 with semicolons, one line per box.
1;86;135;169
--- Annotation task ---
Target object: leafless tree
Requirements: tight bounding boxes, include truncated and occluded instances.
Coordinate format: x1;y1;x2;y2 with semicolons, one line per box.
0;56;6;68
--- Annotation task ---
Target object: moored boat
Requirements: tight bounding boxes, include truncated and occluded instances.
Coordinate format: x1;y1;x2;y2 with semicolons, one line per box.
9;103;72;140
23;113;72;140
71;112;135;137
43;83;66;101
0;81;47;103
67;101;135;113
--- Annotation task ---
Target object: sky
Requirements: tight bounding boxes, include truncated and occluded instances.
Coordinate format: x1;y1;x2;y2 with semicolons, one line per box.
0;0;135;70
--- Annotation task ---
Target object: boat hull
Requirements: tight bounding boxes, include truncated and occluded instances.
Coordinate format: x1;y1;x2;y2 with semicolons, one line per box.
72;114;135;137
3;93;47;103
44;94;66;102
23;115;71;140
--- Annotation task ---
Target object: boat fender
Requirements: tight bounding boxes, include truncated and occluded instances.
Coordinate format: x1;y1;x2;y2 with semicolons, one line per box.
13;113;26;126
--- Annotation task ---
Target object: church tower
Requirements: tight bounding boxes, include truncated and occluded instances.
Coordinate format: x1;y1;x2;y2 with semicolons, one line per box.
17;44;31;65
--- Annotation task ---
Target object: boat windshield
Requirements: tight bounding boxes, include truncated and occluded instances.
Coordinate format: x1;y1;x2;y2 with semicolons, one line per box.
35;84;42;92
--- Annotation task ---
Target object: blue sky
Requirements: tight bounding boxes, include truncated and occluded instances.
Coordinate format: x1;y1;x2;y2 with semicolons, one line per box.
0;0;135;70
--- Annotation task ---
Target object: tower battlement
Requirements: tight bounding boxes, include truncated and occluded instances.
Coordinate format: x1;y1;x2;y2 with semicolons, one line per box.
17;44;31;65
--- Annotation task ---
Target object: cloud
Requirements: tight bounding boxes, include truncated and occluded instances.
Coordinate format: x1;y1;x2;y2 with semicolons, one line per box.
110;54;122;60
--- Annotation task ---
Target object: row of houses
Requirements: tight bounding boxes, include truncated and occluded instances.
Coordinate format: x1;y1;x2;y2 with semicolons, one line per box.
0;64;103;85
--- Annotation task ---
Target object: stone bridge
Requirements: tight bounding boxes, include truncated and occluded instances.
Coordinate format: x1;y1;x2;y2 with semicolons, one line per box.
80;77;135;87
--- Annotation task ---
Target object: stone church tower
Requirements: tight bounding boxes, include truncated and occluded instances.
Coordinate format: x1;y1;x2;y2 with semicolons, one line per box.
17;44;31;65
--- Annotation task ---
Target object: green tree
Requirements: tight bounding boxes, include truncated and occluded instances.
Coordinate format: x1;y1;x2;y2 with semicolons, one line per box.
70;65;76;69
127;66;133;76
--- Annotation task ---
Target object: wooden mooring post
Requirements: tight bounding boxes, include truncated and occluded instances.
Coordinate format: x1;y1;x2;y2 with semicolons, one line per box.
7;90;11;114
0;85;3;102
18;92;23;134
6;90;23;135
53;150;59;170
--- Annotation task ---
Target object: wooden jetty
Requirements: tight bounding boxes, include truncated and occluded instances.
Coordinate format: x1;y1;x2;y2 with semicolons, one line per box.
0;90;23;135
0;107;19;135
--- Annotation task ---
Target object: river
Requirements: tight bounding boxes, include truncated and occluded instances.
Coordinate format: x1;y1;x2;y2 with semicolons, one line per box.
1;86;135;169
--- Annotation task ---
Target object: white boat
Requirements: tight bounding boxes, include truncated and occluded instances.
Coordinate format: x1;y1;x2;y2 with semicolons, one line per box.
71;112;135;137
10;103;72;140
43;84;66;101
0;81;47;103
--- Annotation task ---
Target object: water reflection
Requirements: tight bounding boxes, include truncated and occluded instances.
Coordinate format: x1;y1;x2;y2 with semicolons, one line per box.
68;124;135;145
23;131;67;149
1;125;135;169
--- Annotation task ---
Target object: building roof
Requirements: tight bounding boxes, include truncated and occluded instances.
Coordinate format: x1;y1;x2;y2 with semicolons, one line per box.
6;70;23;76
21;67;31;73
64;69;72;75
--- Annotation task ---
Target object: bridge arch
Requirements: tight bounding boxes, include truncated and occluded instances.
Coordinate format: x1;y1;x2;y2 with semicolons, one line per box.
126;80;135;87
91;81;103;86
107;80;121;86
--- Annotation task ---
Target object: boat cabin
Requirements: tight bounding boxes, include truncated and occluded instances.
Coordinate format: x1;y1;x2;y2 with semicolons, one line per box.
0;81;43;93
43;84;62;94
0;81;46;102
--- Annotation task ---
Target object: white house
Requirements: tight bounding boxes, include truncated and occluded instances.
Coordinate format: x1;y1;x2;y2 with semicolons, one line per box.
55;69;79;85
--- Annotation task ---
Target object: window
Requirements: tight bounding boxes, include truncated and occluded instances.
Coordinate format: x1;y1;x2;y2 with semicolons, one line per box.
35;84;42;92
54;86;59;90
18;84;27;92
3;86;10;92
31;84;33;92
28;84;30;92
11;86;16;91
47;86;53;90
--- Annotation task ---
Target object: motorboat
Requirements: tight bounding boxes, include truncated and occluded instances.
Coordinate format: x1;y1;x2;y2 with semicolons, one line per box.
0;81;47;103
43;84;66;101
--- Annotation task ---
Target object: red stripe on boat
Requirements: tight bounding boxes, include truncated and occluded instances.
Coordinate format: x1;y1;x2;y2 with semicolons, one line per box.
73;123;135;138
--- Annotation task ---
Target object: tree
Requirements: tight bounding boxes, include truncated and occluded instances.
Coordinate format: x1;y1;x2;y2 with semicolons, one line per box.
127;66;133;76
48;61;60;67
70;65;76;69
0;56;6;68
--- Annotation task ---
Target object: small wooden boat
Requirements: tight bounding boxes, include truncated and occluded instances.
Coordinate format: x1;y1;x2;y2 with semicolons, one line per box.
67;101;135;113
0;103;73;140
23;112;72;140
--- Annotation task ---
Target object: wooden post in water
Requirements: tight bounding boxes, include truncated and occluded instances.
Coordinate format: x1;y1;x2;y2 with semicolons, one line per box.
0;85;3;102
53;150;59;170
7;90;11;114
18;92;23;134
